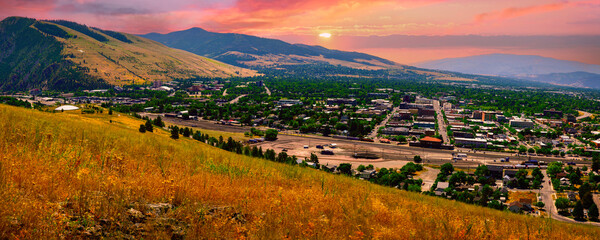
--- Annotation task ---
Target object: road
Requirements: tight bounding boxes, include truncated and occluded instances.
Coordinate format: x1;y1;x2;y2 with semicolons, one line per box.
539;170;600;226
433;100;449;143
264;84;271;96
419;167;440;191
577;110;593;120
222;89;228;96
368;107;399;139
228;94;247;104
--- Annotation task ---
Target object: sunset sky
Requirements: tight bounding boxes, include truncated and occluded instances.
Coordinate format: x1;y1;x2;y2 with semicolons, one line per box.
2;0;600;64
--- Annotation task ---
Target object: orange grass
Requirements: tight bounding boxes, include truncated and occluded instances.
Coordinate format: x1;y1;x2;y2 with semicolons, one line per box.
1;104;599;239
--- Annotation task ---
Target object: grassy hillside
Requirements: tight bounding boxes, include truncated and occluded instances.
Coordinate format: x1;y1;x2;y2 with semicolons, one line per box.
0;17;109;91
0;17;256;91
1;104;599;239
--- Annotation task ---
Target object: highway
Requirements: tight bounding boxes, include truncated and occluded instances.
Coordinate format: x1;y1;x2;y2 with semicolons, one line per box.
144;113;590;167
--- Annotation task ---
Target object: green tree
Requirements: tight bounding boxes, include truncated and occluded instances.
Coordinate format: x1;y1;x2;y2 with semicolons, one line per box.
154;116;165;128
413;155;422;163
518;145;527;154
589;204;599;221
555;197;570;213
547;162;563;177
170;126;179;139
532;168;543;181
357;165;366;172
265;129;278;141
593;155;600;172
108;108;113;115
579;183;594;208
276;152;288;163
265;149;276;161
338;163;352;175
440;163;454;176
138;124;146;133
145;119;153;132
573;201;585;220
310;153;319;164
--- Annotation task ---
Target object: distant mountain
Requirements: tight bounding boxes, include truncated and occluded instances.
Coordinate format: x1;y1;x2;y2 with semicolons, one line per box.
415;53;600;89
0;17;254;91
140;28;400;70
521;71;600;89
416;53;600;76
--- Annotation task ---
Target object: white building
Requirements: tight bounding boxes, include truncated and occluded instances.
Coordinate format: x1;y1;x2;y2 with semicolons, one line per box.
455;138;488;148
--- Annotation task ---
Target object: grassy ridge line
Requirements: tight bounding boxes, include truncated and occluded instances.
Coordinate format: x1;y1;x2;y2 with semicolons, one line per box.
0;104;598;239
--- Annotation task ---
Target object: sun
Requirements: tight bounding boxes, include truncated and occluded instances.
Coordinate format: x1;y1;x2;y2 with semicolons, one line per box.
319;33;332;38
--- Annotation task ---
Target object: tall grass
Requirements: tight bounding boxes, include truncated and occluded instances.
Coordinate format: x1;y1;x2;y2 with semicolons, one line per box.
0;104;598;239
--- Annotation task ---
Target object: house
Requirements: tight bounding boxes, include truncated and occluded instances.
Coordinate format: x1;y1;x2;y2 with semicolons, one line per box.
503;175;515;186
321;164;337;172
560;178;571;186
509;201;532;213
435;182;450;196
567;192;578;201
487;165;504;179
358;170;377;179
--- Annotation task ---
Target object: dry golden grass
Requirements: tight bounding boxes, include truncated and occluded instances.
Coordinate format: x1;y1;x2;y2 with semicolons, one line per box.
508;191;538;204
1;104;599;239
44;21;256;86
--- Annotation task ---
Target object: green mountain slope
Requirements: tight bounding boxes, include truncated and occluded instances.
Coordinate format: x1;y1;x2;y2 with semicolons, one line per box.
0;17;256;91
0;17;109;91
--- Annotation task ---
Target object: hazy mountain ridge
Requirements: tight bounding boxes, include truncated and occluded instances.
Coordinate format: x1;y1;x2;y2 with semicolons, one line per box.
522;71;600;89
416;53;600;89
0;17;255;91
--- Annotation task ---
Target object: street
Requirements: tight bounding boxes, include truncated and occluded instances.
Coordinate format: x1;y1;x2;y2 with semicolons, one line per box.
433;100;450;143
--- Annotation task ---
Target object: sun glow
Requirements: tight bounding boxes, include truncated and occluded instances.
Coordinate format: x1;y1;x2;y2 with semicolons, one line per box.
319;32;332;38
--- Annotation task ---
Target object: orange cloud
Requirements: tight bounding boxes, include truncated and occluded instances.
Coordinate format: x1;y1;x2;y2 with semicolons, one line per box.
474;1;600;23
199;0;444;34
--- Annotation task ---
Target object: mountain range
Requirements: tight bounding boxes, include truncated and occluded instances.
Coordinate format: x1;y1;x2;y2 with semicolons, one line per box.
2;16;585;91
416;53;600;89
0;17;254;91
140;28;401;70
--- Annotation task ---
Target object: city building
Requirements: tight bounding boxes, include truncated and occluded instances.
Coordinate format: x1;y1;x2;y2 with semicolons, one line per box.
454;138;488;148
509;118;534;129
277;99;302;106
326;98;357;106
544;109;563;119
